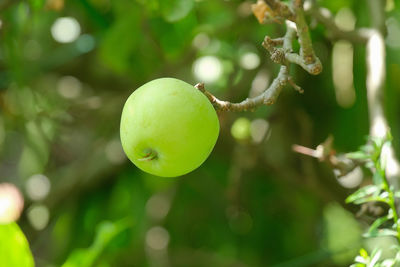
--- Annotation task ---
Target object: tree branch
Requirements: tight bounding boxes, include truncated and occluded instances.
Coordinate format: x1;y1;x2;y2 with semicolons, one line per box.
251;0;295;24
293;0;322;70
295;0;400;189
196;66;289;112
196;0;322;112
293;136;359;178
196;20;298;112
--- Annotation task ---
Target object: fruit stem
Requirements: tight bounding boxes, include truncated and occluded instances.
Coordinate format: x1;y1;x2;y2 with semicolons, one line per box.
137;149;157;161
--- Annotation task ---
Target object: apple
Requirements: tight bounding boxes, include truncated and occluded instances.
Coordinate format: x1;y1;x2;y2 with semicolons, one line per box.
120;78;219;177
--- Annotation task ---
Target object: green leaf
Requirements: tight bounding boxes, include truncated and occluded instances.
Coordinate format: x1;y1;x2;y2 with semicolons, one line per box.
29;0;45;10
386;132;393;142
372;171;384;185
353;196;389;205
370;249;382;267
355;255;367;264
346;151;370;160
346;185;381;204
394;191;400;198
363;229;398;238
322;203;363;264
160;0;194;22
0;223;35;267
360;248;369;258
371;137;385;151
381;258;395;267
367;215;392;235
360;143;373;154
380;142;391;171
62;219;132;267
134;0;160;12
99;8;141;74
394;251;400;264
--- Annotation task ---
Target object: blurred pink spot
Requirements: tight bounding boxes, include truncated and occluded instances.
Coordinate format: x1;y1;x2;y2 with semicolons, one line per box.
0;183;24;224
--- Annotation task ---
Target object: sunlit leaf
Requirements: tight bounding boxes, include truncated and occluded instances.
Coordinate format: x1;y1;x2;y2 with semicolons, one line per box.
346;151;370;160
62;219;132;267
0;223;35;267
322;203;362;264
355;255;367;263
381;258;395;267
367;215;392;236
352;196;389;205
372;172;384;186
363;229;398;238
369;249;382;267
346;185;381;204
360;248;369;258
160;0;194;22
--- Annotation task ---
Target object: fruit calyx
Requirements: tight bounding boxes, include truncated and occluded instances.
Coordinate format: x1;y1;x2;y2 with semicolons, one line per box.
137;148;158;161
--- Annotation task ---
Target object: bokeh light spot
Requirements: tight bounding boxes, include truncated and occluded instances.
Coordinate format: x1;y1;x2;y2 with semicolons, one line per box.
335;166;363;188
51;17;81;43
193;56;222;83
76;34;95;53
86;96;102;109
250;69;270;97
192;33;210;50
386;17;400;49
237;1;253;17
250;119;269;143
146;194;171;221
0;183;24;224
105;139;126;164
240;52;260;70
57;76;82;99
27;204;50;230
146;226;170;250
26;174;51;201
231;117;251;141
332;8;356;108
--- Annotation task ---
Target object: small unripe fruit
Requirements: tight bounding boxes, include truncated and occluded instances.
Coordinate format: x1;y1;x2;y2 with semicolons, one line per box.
120;78;219;177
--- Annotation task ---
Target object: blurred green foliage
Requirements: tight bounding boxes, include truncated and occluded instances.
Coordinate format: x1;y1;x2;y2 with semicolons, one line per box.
0;0;400;266
0;223;34;267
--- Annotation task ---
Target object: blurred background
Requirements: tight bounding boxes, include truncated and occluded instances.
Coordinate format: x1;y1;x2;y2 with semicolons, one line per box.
1;0;400;266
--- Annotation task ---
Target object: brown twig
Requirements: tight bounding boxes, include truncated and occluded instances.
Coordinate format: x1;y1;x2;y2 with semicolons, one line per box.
293;136;359;178
195;20;298;112
293;0;322;70
300;0;400;188
196;0;323;112
252;0;295;24
195;65;289;112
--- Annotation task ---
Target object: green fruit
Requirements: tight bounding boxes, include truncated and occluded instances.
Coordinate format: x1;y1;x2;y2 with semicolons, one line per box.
120;78;219;177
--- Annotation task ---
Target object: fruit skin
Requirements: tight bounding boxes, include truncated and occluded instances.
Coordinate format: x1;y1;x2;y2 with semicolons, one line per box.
120;78;219;177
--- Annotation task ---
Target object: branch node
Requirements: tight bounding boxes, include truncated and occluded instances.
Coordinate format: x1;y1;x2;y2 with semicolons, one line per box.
270;48;286;64
252;0;294;24
194;82;205;91
288;77;304;93
195;0;323;112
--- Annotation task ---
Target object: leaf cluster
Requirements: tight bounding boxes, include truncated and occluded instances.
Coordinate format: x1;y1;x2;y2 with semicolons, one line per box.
347;134;400;267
